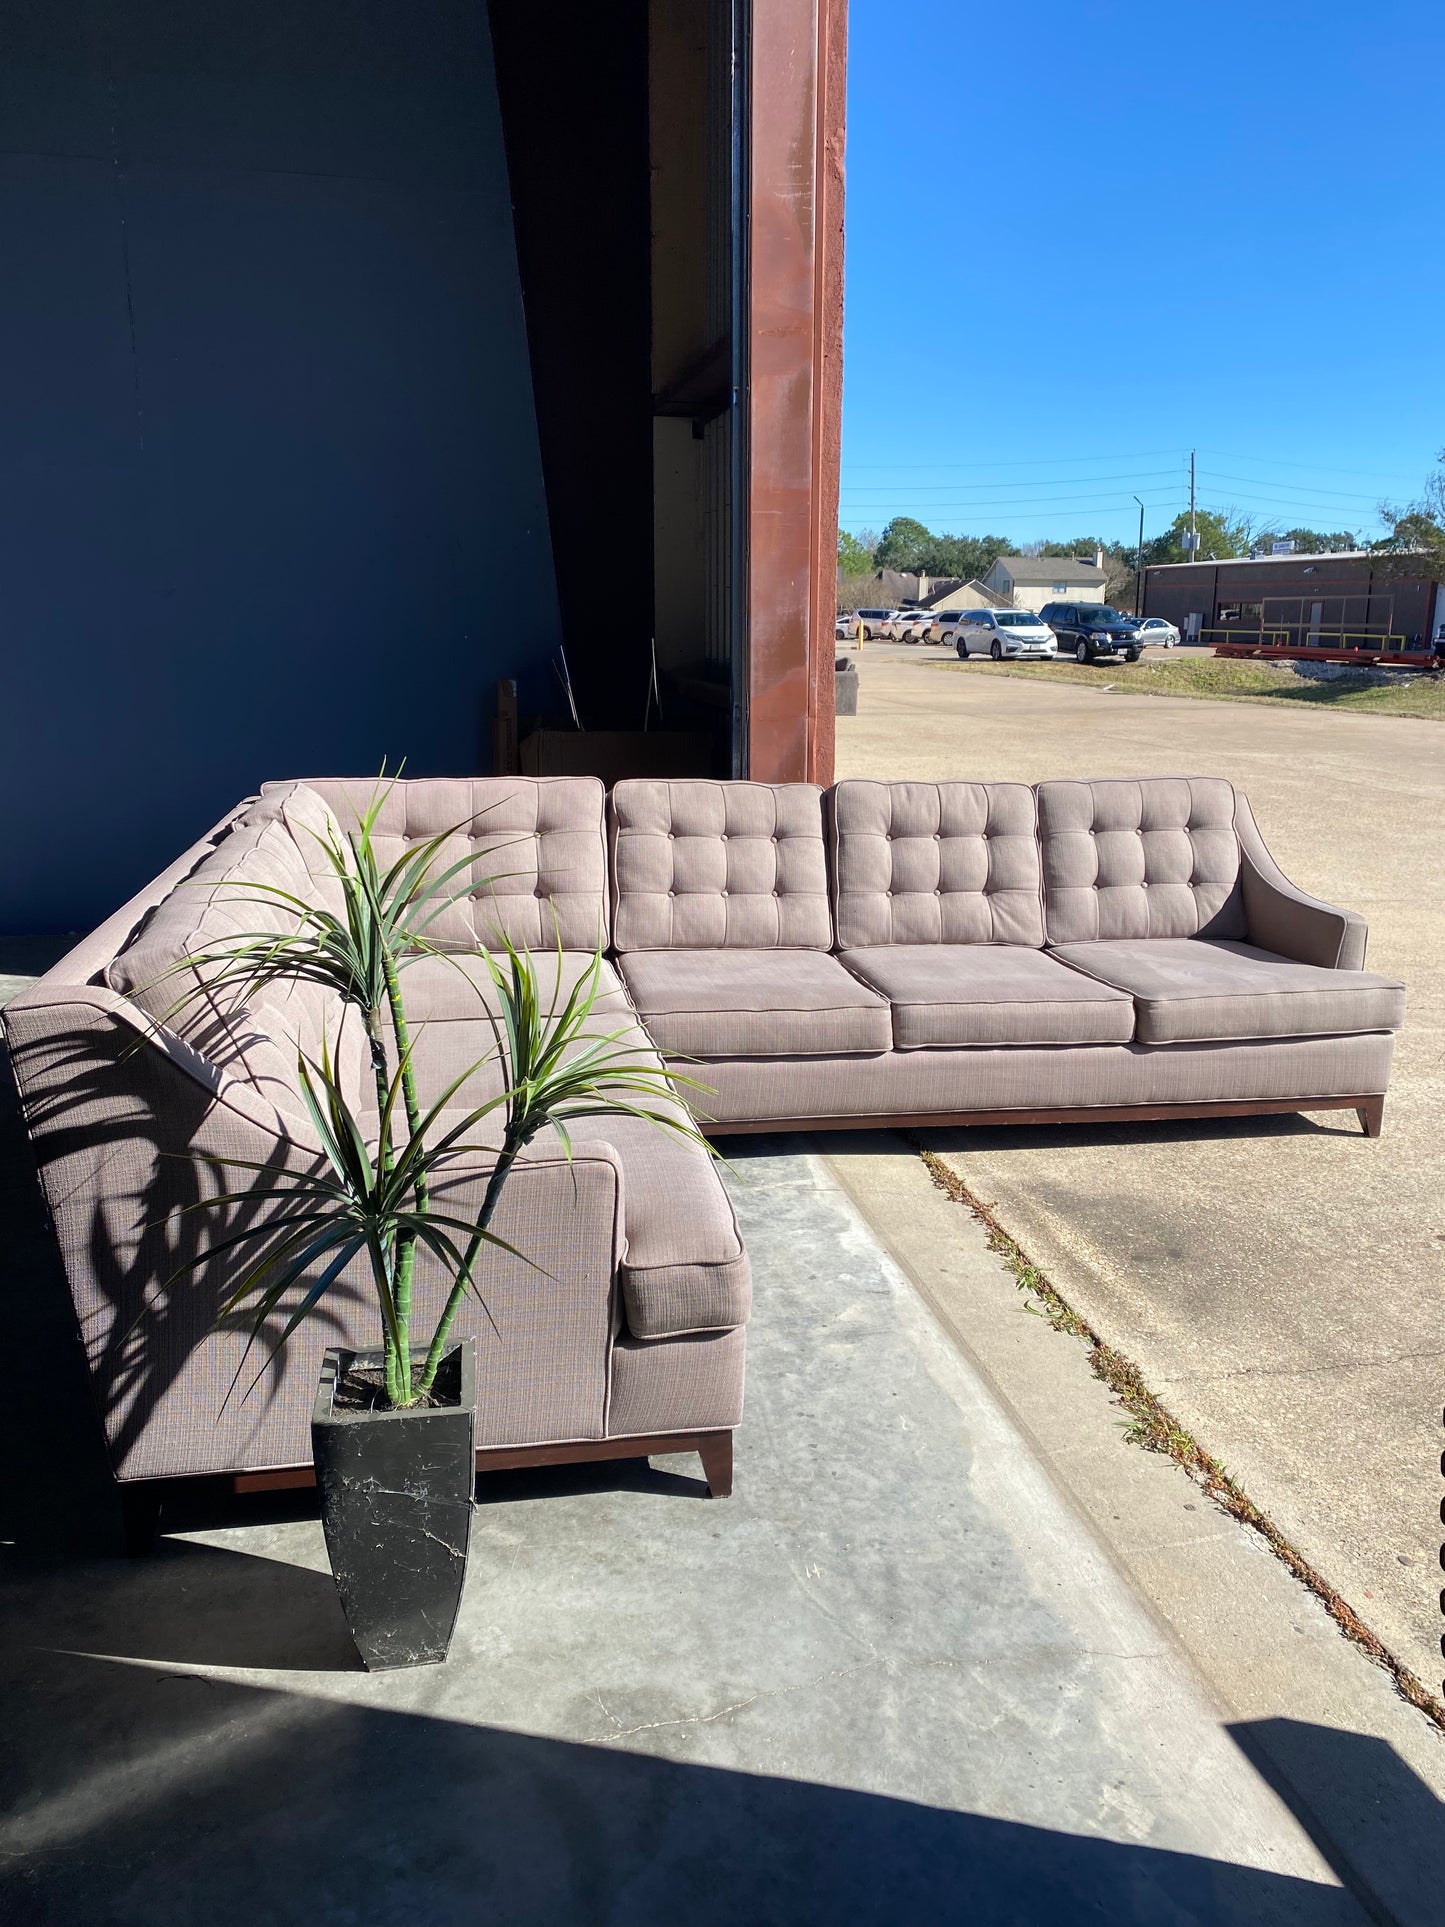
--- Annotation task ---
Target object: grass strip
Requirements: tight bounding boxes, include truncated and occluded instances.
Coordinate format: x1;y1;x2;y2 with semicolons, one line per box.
910;1136;1445;1735
935;655;1445;720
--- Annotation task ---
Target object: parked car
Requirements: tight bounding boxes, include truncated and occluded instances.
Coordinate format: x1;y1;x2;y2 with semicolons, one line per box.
1131;616;1182;648
1036;602;1143;664
850;607;891;640
954;608;1058;660
835;612;855;641
896;610;932;644
927;610;966;645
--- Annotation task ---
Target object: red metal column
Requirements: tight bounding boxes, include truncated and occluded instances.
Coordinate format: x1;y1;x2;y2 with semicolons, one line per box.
745;0;846;785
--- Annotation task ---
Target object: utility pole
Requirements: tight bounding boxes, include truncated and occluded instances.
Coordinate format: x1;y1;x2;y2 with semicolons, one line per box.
1189;450;1197;563
1133;495;1145;616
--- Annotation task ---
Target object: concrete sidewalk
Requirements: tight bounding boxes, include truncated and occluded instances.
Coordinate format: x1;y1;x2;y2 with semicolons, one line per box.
837;657;1445;1694
0;1096;1391;1924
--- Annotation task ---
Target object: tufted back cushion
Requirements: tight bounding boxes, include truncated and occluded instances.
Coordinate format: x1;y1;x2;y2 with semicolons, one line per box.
1037;777;1246;944
831;780;1044;948
261;777;609;952
107;815;368;1128
610;780;832;952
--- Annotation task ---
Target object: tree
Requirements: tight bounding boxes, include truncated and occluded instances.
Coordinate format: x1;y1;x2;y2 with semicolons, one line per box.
1373;450;1445;578
872;517;934;572
1276;527;1357;554
873;517;1015;583
925;533;1015;582
1142;510;1253;566
837;529;875;576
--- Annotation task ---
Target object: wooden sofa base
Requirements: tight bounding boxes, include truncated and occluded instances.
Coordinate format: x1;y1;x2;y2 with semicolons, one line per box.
119;1428;734;1555
705;1094;1385;1139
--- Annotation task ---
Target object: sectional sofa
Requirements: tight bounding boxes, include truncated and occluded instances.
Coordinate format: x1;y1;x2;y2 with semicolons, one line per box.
3;774;1402;1531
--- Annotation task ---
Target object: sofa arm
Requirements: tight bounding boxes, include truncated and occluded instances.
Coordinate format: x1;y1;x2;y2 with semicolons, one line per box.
1234;796;1368;970
5;990;629;1478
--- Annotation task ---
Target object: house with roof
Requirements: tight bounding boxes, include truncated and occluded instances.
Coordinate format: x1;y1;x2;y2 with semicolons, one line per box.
919;578;1010;613
984;553;1109;613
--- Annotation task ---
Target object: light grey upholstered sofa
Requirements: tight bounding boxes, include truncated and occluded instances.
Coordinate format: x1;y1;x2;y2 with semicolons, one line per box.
4;772;1401;1528
4;778;748;1524
608;775;1402;1137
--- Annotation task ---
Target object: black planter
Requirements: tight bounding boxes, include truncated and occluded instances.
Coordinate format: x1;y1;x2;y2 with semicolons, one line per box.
311;1341;476;1671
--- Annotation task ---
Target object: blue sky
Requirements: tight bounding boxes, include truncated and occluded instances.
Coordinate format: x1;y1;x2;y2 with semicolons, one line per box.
840;0;1445;551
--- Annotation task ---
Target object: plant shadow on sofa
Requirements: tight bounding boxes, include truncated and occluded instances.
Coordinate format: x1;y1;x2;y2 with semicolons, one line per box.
1;1033;713;1563
0;1032;363;1554
1;1655;1422;1926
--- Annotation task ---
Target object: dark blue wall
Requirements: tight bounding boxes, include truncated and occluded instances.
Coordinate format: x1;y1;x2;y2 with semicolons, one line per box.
0;3;561;932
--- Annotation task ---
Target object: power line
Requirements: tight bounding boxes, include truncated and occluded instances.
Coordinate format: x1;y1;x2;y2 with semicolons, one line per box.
839;492;1186;513
840;448;1180;472
1203;449;1429;487
840;467;1181;495
1197;470;1391;505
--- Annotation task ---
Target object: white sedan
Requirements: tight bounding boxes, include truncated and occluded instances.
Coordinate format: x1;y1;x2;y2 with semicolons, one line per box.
889;610;932;644
1132;616;1182;648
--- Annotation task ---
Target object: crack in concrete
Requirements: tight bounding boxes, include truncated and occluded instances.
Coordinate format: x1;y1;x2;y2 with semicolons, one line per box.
580;1657;884;1745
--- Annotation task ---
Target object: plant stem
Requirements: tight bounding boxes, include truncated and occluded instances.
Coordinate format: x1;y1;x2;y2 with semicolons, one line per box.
416;1132;522;1395
381;957;426;1407
366;1006;410;1407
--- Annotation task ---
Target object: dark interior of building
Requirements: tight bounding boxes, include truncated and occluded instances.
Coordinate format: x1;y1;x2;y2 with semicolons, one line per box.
0;0;744;931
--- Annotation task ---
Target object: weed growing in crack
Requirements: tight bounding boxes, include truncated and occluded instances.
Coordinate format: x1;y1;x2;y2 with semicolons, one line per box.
908;1136;1445;1735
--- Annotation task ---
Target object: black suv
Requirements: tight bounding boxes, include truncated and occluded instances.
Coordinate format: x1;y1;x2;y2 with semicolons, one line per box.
1037;603;1142;665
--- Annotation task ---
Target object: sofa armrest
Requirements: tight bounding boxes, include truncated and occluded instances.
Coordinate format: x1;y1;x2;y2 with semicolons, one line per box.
1234;796;1368;970
4;990;629;1478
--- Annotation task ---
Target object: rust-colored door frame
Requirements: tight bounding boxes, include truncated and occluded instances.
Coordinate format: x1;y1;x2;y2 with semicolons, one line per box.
742;0;847;785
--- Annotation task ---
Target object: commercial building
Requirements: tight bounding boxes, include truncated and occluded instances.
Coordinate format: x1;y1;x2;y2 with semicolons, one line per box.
1141;553;1443;664
0;0;847;930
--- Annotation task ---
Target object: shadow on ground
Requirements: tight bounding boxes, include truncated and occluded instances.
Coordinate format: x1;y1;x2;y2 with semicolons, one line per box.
1;1652;1422;1927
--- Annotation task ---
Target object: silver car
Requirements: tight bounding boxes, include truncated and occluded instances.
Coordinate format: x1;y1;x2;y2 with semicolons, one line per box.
1132;616;1182;648
955;609;1058;660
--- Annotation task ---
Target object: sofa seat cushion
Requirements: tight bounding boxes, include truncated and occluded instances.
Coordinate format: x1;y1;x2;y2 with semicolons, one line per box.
617;949;891;1059
840;945;1136;1049
397;950;630;1025
1050;938;1405;1045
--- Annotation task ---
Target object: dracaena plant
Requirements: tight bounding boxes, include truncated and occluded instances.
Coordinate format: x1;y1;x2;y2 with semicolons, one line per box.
156;776;512;1350
177;943;700;1407
159;782;707;1408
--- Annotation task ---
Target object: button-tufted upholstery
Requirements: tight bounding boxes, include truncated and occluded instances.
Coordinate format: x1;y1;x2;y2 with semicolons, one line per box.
107;811;370;1130
831;780;1045;948
260;776;609;952
610;780;832;952
1037;777;1247;945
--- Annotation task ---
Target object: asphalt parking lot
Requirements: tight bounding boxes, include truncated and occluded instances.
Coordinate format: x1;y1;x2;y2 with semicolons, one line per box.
836;652;1444;1697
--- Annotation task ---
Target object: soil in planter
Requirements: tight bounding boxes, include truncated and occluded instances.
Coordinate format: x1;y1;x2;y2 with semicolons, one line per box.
332;1348;463;1415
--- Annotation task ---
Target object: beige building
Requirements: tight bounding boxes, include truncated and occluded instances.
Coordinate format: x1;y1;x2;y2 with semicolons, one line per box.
921;578;1009;613
984;554;1108;613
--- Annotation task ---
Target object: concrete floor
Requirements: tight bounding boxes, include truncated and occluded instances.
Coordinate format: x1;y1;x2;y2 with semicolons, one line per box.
836;656;1445;1693
0;1057;1401;1926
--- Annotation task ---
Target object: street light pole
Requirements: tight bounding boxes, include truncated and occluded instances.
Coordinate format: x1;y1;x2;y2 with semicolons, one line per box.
1133;496;1145;616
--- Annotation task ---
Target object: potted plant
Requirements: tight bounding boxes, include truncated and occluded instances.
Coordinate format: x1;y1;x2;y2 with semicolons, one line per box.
161;784;701;1669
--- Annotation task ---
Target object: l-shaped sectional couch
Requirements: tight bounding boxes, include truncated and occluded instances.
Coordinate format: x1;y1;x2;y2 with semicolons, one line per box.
4;774;1403;1529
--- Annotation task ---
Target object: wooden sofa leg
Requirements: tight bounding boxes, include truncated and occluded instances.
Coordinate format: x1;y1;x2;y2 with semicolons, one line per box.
120;1484;163;1557
1357;1097;1384;1139
697;1432;733;1499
